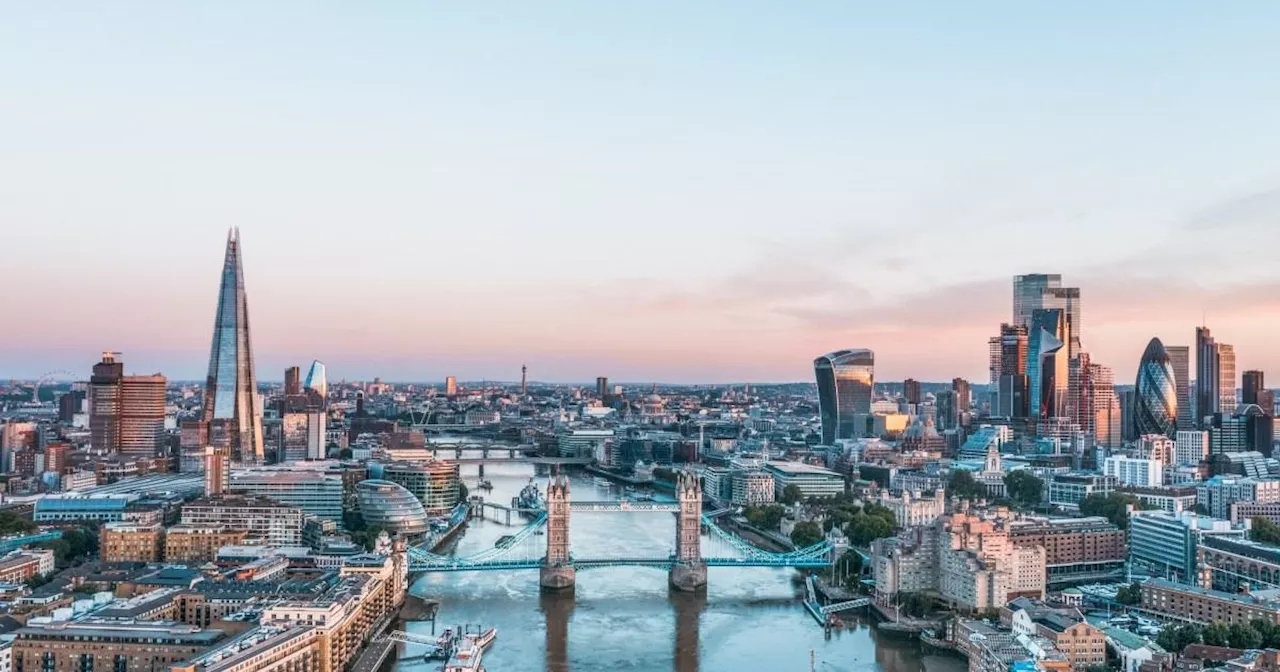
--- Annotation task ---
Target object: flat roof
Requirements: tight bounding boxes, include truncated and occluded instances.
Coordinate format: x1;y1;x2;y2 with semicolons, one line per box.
763;461;840;477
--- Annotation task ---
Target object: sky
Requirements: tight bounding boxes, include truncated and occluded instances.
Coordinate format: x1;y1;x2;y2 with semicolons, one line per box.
3;3;1280;384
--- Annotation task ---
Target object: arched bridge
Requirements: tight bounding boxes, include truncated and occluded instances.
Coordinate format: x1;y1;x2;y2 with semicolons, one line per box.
407;472;833;592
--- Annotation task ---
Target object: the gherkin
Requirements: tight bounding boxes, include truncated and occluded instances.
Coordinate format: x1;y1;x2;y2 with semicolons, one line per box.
1135;337;1178;438
202;228;265;463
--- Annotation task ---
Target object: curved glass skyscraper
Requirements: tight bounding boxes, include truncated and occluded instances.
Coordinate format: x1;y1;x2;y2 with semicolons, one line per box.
304;359;327;407
1135;337;1178;438
202;228;265;463
814;349;874;444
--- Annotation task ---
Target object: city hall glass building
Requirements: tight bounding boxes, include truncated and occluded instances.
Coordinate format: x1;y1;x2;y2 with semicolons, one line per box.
814;349;874;444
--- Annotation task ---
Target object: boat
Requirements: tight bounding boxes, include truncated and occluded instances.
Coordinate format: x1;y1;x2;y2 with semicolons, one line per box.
463;626;497;650
444;642;485;672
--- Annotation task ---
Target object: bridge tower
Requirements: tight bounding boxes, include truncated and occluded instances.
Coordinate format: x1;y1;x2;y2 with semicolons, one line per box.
669;471;708;591
540;473;576;591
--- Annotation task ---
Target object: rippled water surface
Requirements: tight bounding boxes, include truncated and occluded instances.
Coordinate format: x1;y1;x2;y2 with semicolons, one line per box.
396;454;963;672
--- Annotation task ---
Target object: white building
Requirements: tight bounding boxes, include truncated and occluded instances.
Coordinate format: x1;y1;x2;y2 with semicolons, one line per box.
731;471;775;506
1175;430;1210;466
877;490;945;529
1137;435;1175;464
762;462;843;500
1104;455;1163;487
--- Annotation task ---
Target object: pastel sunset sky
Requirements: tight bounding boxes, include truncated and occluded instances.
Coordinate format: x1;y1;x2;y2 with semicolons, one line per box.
3;3;1279;384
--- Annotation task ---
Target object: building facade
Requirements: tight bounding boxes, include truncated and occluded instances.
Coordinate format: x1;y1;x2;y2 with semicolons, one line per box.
201;229;265;464
180;496;304;546
102;522;165;563
378;460;461;515
814;349;875;443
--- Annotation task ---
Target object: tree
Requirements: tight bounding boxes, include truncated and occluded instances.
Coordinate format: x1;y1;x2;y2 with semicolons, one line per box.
1003;471;1044;508
780;484;804;505
831;552;862;588
1158;624;1203;653
1079;493;1150;530
745;505;786;531
0;511;37;536
1252;517;1280;544
791;521;824;548
1115;582;1143;605
846;514;894;547
898;593;932;618
457;482;469;502
1203;621;1231;647
339;448;353;460
948;470;988;500
1229;622;1263;650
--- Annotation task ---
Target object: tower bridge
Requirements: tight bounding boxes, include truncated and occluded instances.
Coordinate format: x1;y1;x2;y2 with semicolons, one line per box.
407;472;834;592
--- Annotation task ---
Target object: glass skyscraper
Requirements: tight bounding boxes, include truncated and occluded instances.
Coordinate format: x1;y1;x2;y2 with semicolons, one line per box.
304;359;328;407
1027;308;1066;419
814;349;874;444
202;228;265;464
1135;337;1178;438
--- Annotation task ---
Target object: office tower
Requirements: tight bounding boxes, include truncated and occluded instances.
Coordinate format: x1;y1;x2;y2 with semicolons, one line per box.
201;228;265;464
936;391;957;431
1167;345;1192;432
445;376;458;397
1098;398;1122;451
1219;344;1237;412
814;349;874;443
996;323;1029;418
304;360;327;407
280;411;327;462
1028;309;1067;419
204;447;228;496
58;384;86;424
952;378;971;421
1243;370;1266;407
1120;388;1138;443
1135;338;1178;439
284;366;301;396
44;442;68;476
1013;274;1062;330
1196;327;1220;424
596;377;609;399
1045;287;1082;360
89;352;123;453
988;336;1002;386
119;374;166;457
1175;430;1210;465
903;378;921;406
1067;353;1114;447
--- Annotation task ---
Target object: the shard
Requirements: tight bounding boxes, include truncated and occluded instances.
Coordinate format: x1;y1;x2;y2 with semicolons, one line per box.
202;228;265;463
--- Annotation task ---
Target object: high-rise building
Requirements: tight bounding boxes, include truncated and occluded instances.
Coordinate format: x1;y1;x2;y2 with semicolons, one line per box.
89;352;123;453
521;364;528;396
995;323;1029;418
1067;353;1115;448
952;378;971;427
988;336;1002;386
1219;344;1237;412
1013;274;1062;330
1243;370;1266;407
596;376;609;399
1045;287;1082;360
119;374;166;457
814;349;874;444
903;378;921;406
1167;345;1192;432
204;447;228;496
304;360;327;406
89;353;165;457
284;366;301;396
1197;327;1220;424
1028;308;1067;419
1135;338;1178;438
201;228;264;464
445;376;458;397
1120;388;1138;443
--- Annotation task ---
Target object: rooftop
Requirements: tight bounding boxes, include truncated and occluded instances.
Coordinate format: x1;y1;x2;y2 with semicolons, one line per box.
763;461;840;477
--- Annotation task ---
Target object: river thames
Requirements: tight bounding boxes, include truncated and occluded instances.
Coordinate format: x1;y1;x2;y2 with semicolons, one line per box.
397;455;963;672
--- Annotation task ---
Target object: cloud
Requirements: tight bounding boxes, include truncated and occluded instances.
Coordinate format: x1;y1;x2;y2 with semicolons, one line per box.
1183;188;1280;231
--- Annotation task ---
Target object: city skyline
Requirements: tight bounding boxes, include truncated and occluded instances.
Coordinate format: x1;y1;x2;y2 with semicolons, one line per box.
3;3;1280;383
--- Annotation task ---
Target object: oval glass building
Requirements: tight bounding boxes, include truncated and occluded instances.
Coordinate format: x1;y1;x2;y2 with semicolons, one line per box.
1135;337;1178;438
356;479;430;538
813;349;875;444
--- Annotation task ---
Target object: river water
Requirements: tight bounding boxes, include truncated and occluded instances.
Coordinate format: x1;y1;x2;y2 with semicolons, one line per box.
398;454;963;672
